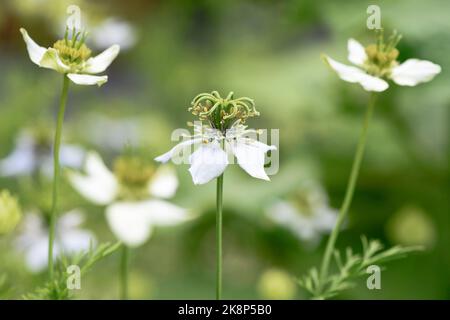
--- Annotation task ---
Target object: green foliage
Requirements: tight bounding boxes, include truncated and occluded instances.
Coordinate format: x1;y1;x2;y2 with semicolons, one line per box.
23;242;121;300
298;237;423;299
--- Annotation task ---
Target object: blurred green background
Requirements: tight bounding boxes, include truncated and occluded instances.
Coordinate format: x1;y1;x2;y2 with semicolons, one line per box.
0;0;449;299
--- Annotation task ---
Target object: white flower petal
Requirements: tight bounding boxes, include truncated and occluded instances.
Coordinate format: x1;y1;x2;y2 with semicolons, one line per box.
390;59;441;86
142;199;190;226
105;202;154;247
60;229;96;254
229;138;275;181
24;237;50;273
39;48;71;73
324;55;389;92
84;44;120;74
148;166;179;199
0;138;36;176
67;73;108;86
189;141;228;185
19;28;47;66
347;38;367;66
60;144;86;169
68;152;118;205
155;138;202;163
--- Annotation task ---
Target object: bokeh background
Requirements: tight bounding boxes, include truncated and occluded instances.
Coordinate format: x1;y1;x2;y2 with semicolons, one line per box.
0;0;449;299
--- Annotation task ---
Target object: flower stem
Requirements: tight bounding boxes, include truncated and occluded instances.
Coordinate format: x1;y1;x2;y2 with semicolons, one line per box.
319;92;377;288
48;75;70;280
216;174;224;300
120;245;129;300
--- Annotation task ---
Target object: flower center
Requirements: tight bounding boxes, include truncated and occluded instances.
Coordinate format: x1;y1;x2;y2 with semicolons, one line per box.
189;91;259;132
362;30;402;78
290;187;326;217
52;28;91;68
113;156;155;201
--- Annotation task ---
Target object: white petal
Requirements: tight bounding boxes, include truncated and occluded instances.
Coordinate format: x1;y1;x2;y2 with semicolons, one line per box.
155;138;201;163
67;152;118;205
188;141;228;185
60;144;86;169
84;44;120;74
57;209;85;229
0;138;36;176
148;166;179;199
229;138;275;181
105;202;154;247
347;38;367;66
141;199;190;226
67;73;108;86
390;59;441;86
19;28;46;66
324;55;389;92
60;230;96;254
24;238;50;273
39;48;71;73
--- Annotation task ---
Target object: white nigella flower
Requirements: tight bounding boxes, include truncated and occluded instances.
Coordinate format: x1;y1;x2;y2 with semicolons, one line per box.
20;25;120;86
323;33;441;92
0;129;85;177
266;184;338;246
155;121;276;185
68;152;189;247
15;210;95;273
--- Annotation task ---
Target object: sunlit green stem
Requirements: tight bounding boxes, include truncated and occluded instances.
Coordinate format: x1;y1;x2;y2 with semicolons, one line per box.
48;75;70;280
120;245;129;300
216;174;224;300
319;93;377;287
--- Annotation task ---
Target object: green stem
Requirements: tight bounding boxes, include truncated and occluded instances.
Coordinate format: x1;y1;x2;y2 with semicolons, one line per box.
120;245;129;300
216;174;224;300
48;75;70;280
319;93;377;288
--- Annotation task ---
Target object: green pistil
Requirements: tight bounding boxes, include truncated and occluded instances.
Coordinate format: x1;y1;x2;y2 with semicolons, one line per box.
53;27;91;66
189;91;259;131
363;30;402;77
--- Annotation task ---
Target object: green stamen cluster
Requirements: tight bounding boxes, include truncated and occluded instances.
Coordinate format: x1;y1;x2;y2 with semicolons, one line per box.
53;27;91;67
363;30;402;77
189;91;260;131
0;190;22;235
290;187;325;217
113;156;155;200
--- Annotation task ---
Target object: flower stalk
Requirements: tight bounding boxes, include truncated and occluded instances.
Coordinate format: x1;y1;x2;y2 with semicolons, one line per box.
120;245;129;300
48;74;70;279
319;92;377;285
216;174;224;300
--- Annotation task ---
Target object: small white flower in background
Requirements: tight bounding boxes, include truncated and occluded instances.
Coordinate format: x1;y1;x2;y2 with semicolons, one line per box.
15;210;95;273
68;152;190;247
155;121;276;185
90;18;137;51
0;129;85;178
266;183;338;247
20;6;120;86
323;31;441;92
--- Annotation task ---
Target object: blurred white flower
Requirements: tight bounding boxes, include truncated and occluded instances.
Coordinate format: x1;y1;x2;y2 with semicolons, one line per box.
324;37;441;92
155;121;276;185
266;184;337;246
90;18;137;51
15;210;95;273
20;25;120;86
68;152;190;247
0;130;85;177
